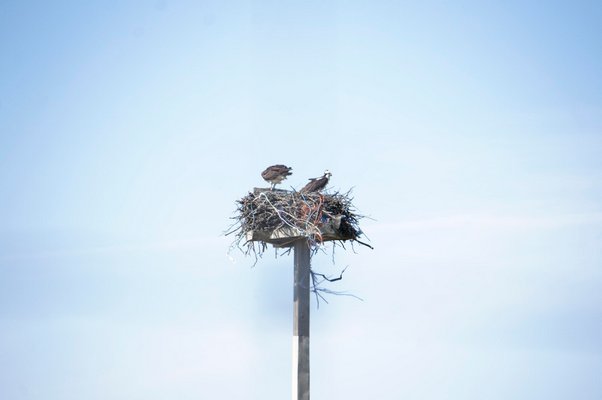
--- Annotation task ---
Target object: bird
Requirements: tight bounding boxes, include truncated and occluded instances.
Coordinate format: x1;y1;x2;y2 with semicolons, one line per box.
300;170;332;193
261;164;293;190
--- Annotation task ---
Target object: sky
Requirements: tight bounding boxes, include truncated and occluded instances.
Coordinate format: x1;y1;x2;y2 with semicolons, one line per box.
1;0;601;399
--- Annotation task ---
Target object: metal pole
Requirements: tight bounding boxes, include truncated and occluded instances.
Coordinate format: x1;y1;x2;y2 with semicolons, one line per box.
292;239;310;400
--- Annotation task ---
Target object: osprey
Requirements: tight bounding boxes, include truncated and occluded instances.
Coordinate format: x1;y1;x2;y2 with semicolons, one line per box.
261;164;293;190
300;170;332;193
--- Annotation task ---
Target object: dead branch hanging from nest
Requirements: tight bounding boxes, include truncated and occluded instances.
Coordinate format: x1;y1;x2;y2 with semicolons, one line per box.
310;266;364;308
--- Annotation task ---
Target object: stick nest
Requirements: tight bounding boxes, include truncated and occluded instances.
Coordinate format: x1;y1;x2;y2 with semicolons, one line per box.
226;188;370;258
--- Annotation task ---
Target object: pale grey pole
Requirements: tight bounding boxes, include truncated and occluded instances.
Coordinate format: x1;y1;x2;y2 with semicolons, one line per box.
292;239;310;400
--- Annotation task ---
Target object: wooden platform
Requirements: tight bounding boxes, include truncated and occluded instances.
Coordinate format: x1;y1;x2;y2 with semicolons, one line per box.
246;218;353;248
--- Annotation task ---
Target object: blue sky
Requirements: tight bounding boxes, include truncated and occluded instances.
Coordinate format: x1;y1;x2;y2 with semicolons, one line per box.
1;1;601;399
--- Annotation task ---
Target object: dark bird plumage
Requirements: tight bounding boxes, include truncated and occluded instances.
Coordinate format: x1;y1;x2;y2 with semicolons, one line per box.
300;170;332;193
261;164;293;190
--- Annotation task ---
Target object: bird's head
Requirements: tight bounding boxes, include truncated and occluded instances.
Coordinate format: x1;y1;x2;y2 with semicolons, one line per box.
324;170;332;178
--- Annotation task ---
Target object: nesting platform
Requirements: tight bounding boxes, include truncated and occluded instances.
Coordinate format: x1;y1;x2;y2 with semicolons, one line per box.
246;218;352;248
228;188;365;253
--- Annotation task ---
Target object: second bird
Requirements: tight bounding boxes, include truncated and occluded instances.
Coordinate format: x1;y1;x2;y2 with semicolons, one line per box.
300;170;332;193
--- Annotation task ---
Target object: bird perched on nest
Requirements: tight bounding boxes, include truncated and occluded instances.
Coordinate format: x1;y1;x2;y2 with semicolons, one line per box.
261;164;293;190
301;170;332;193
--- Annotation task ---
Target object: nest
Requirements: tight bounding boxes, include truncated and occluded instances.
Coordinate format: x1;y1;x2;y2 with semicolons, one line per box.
226;188;371;259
